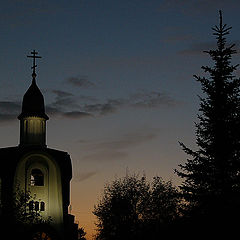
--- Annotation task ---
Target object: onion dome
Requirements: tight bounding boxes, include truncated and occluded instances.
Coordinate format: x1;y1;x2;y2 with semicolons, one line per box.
18;76;49;120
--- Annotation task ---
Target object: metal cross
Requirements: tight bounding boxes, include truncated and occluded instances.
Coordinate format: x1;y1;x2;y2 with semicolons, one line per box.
27;50;42;74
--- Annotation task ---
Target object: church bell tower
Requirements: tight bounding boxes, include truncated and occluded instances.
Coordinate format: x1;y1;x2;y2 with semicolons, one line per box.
18;50;48;146
0;50;78;240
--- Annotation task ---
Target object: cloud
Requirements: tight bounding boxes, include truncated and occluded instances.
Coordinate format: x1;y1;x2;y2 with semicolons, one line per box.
0;101;21;112
0;113;17;122
0;101;21;122
84;99;125;115
66;76;95;88
78;95;98;103
82;150;128;162
87;132;157;151
178;40;240;56
62;111;93;119
129;91;177;108
45;105;62;115
44;89;93;120
52;98;79;110
0;98;92;122
79;128;159;161
50;89;77;109
82;91;178;116
48;89;177;118
73;171;97;182
51;90;73;98
0;89;177;122
46;90;85;118
178;41;216;55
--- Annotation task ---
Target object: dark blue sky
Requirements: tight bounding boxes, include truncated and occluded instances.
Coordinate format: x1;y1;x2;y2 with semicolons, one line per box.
1;1;240;238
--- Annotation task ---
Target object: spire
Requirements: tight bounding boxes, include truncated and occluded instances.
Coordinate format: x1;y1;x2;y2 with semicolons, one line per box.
18;50;48;146
18;50;48;120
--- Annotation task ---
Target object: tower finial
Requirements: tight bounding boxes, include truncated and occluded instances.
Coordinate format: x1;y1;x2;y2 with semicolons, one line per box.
27;50;42;80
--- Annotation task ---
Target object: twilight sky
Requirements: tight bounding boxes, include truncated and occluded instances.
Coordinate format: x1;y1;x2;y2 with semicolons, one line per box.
1;1;240;239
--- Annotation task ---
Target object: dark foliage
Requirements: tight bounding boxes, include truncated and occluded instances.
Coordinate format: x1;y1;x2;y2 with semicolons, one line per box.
0;185;52;240
93;173;183;240
176;11;240;226
78;227;87;240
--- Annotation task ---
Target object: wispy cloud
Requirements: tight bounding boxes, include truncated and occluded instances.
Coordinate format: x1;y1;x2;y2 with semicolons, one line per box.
0;101;20;111
62;111;93;119
178;41;216;56
50;89;78;109
129;91;176;108
47;89;92;119
0;101;21;122
84;99;124;116
179;41;240;55
51;90;73;98
0;113;17;122
82;151;128;162
0;89;178;122
73;171;97;182
79;128;159;162
83;91;177;116
88;132;157;151
66;76;95;88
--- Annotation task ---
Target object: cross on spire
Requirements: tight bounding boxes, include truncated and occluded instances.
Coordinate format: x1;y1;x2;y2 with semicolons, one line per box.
27;50;42;79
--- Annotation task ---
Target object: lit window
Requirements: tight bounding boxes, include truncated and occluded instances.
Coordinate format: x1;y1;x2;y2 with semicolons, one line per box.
28;201;45;212
30;169;44;186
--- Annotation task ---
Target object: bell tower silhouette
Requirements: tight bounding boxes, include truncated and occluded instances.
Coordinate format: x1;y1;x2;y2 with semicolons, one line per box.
18;50;48;146
0;50;78;240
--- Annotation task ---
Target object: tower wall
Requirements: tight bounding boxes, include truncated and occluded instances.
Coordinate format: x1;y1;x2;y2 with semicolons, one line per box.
19;117;47;146
14;152;64;239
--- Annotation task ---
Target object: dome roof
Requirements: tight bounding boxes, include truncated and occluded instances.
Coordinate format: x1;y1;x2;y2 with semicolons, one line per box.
18;79;49;120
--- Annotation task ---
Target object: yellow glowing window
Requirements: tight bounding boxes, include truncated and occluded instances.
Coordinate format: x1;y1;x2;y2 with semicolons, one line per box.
28;201;45;212
30;169;44;186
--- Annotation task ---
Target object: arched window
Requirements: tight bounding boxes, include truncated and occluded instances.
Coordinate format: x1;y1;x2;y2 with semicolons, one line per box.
30;169;44;186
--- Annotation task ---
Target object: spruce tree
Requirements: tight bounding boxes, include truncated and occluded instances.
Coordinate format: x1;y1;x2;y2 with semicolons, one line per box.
176;11;240;218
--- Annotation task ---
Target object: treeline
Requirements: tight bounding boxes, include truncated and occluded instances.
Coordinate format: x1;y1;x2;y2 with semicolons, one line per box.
93;174;184;240
93;11;240;240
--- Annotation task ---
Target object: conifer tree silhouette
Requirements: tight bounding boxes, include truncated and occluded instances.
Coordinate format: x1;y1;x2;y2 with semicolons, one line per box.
176;11;240;221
